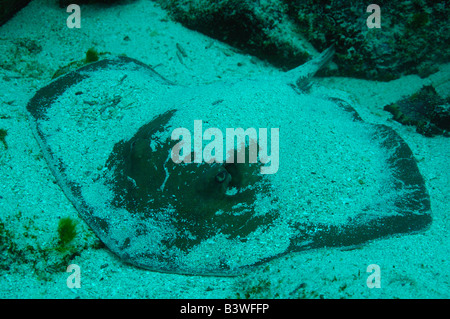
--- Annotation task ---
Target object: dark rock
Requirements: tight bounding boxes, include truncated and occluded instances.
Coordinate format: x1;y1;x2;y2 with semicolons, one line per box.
58;0;125;7
290;1;449;80
156;0;450;80
384;85;450;137
0;0;32;26
156;0;313;70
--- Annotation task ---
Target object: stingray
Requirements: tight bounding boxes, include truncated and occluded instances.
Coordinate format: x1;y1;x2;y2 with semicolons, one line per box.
26;47;431;275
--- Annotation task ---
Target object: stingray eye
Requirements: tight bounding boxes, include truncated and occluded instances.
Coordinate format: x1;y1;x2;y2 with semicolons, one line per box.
215;170;228;183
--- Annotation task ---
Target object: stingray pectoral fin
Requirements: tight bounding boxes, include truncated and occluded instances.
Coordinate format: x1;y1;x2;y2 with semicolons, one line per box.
287;123;432;253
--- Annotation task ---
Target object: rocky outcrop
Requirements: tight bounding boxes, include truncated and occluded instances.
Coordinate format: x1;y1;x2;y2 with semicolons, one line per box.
0;0;32;26
157;0;450;80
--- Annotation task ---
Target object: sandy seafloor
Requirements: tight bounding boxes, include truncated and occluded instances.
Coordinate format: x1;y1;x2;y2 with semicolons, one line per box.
0;0;449;299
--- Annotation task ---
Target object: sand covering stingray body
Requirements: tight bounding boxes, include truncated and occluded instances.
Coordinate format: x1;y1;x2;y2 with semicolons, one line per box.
26;51;431;275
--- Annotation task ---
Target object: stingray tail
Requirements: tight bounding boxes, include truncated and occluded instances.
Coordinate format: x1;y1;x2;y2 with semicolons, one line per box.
288;45;335;91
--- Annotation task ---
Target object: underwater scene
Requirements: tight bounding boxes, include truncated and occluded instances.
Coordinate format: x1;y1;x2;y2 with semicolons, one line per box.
0;0;449;301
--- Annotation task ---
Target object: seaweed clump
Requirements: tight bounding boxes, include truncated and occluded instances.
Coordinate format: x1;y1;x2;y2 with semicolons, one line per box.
52;48;103;79
0;128;7;149
57;217;77;249
0;221;19;271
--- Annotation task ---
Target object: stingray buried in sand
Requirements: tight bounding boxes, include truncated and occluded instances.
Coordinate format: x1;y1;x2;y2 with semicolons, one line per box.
26;47;431;275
